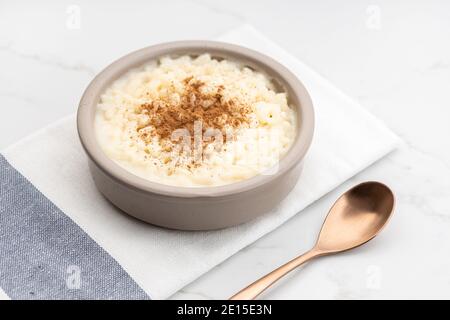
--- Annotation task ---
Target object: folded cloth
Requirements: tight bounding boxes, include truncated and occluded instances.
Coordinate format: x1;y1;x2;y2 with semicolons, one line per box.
0;25;400;300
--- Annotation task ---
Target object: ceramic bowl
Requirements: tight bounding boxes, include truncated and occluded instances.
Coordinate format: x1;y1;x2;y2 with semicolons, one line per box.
77;41;314;230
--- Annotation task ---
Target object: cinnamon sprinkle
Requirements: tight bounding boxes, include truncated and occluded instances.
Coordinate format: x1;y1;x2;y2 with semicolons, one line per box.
136;77;250;149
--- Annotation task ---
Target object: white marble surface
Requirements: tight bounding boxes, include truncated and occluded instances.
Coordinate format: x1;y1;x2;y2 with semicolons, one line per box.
1;0;449;299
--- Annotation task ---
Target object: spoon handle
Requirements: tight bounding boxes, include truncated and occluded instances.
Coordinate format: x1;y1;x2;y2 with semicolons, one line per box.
229;249;319;300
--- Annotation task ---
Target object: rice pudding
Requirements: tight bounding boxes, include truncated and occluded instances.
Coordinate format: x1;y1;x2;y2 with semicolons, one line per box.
95;54;297;187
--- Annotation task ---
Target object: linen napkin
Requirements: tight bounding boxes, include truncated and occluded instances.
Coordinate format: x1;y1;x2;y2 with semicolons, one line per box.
0;25;400;300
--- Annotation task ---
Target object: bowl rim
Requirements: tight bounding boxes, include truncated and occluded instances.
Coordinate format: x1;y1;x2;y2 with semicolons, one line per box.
77;40;314;198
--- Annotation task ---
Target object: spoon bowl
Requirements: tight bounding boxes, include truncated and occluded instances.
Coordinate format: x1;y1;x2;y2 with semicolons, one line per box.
230;181;395;300
315;181;395;254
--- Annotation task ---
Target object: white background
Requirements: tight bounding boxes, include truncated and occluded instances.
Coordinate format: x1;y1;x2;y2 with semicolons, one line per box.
1;0;449;299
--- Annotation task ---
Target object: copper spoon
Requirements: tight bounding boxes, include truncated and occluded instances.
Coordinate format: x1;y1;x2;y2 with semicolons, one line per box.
230;181;395;300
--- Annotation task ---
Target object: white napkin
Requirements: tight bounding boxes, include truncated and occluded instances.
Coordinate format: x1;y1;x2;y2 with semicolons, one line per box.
2;25;400;299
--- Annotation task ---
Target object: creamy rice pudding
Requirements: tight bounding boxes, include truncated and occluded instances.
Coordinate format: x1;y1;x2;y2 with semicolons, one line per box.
95;54;297;187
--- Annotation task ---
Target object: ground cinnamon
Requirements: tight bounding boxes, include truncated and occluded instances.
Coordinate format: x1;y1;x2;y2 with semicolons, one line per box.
136;77;250;149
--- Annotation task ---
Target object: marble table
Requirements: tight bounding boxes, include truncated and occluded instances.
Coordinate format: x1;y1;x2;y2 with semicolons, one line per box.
1;0;449;299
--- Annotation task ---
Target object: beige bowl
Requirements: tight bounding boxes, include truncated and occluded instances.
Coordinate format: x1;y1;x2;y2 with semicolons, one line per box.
77;41;314;230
